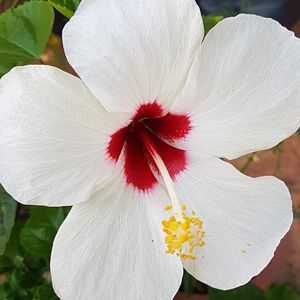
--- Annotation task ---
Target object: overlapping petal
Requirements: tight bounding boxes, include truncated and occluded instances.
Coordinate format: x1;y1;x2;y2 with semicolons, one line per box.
0;65;129;206
172;14;300;159
63;0;204;113
174;152;292;289
51;178;183;300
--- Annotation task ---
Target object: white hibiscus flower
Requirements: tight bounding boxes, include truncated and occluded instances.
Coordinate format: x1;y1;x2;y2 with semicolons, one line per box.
1;0;300;299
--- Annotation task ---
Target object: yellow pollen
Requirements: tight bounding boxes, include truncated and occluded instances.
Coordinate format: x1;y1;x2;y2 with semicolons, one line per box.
162;205;205;261
165;205;172;211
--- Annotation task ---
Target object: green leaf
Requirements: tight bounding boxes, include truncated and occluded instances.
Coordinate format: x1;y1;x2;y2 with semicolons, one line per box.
0;286;9;300
209;284;265;300
32;284;58;300
297;127;300;136
182;271;195;295
202;15;224;35
48;0;80;18
0;1;54;76
20;207;69;258
8;267;41;292
265;284;300;300
294;211;300;219
0;186;17;255
0;222;25;271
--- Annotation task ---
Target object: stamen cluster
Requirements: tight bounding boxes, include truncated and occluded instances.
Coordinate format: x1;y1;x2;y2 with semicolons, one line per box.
162;205;205;260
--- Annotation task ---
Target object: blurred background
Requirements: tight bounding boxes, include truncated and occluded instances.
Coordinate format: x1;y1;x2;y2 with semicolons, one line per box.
0;0;299;299
197;0;300;27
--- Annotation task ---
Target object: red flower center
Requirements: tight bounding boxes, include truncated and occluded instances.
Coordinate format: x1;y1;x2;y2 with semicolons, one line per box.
107;102;191;191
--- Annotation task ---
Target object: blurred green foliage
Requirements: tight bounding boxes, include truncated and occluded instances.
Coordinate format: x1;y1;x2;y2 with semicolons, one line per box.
265;284;300;300
203;15;224;35
0;206;69;299
0;1;54;77
0;187;16;255
48;0;80;18
20;207;68;258
209;284;265;300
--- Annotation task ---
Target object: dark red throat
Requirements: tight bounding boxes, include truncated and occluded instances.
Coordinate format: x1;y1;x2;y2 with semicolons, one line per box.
107;102;191;191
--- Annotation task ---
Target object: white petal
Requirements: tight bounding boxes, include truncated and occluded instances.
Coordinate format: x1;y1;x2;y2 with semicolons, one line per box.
175;152;292;290
63;0;203;113
0;65;129;206
172;14;300;159
51;179;183;300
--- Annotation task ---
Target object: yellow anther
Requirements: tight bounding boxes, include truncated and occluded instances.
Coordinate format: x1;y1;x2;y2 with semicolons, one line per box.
169;222;179;231
162;205;205;261
172;241;181;249
169;216;176;222
163;229;173;235
165;235;174;243
178;235;188;243
165;205;172;211
162;220;169;227
180;222;190;230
